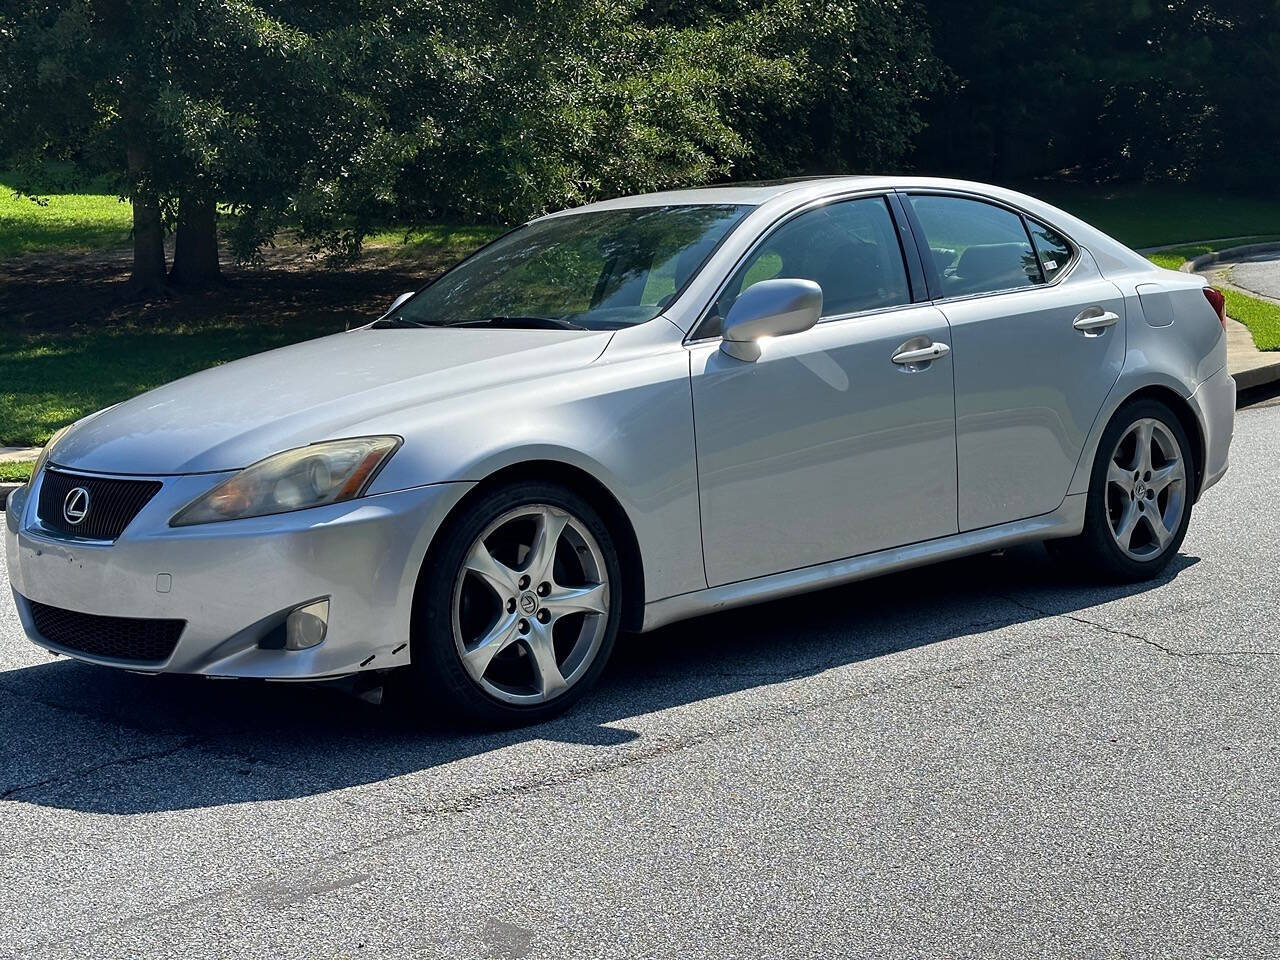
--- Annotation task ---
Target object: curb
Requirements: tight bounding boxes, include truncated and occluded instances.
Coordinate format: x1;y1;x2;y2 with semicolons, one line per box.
1178;241;1280;274
0;483;19;511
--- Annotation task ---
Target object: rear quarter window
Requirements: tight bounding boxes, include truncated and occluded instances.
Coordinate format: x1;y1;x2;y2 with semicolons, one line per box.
1027;220;1076;278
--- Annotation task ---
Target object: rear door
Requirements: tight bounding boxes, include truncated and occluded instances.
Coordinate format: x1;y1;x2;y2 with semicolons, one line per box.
902;192;1126;531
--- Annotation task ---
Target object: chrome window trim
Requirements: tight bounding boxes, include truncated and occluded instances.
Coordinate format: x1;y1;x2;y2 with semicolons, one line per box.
684;188;913;345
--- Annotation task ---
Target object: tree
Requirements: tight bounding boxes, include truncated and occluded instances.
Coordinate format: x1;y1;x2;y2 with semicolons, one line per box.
0;0;341;292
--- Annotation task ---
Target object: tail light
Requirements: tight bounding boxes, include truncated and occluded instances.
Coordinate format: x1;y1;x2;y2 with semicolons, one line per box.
1203;287;1226;329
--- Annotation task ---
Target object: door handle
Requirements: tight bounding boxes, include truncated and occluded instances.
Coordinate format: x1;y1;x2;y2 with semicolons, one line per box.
1073;309;1120;333
892;341;951;365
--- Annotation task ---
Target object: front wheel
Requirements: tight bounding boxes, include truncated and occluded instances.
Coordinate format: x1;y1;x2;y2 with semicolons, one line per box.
1047;398;1195;582
405;481;622;727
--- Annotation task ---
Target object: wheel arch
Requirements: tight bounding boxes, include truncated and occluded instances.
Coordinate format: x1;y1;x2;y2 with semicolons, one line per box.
1103;384;1206;499
413;459;647;633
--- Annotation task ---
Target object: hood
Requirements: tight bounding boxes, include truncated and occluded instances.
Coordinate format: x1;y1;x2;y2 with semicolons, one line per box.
51;326;612;475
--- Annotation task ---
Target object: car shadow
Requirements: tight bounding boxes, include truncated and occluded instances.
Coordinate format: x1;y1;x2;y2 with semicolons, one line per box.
0;543;1198;814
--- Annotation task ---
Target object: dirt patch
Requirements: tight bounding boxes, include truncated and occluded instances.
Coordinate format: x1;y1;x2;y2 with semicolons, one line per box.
0;240;457;334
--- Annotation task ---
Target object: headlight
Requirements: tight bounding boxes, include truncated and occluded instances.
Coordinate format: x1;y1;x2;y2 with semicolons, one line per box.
30;425;72;481
170;436;401;526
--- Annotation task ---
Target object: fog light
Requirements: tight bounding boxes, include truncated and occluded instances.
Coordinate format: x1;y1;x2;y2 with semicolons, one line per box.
285;599;329;650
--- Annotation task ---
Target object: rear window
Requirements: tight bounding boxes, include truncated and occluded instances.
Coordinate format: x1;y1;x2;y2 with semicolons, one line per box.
908;195;1044;297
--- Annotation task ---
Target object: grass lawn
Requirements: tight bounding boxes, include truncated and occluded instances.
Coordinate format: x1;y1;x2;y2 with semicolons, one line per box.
1220;287;1280;351
0;461;34;483
1142;241;1280;352
0;171;134;257
0;317;352;447
1028;183;1280;250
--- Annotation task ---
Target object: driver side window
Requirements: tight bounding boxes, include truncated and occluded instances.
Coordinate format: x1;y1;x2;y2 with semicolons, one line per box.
699;196;911;338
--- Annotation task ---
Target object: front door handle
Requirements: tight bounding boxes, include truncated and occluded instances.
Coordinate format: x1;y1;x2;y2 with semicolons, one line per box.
1073;308;1120;333
892;341;951;365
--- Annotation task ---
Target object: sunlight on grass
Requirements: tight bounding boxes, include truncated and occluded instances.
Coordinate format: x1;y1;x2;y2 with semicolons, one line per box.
0;174;133;257
1221;287;1280;351
0;461;34;483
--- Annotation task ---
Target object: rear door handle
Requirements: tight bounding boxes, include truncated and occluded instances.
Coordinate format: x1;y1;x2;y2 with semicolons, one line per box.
892;341;951;365
1073;308;1120;333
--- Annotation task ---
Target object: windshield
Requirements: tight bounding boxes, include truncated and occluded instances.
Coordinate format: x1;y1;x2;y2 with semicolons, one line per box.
384;204;753;331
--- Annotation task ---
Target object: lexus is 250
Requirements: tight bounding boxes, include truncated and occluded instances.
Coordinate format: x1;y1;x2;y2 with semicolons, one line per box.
5;177;1234;724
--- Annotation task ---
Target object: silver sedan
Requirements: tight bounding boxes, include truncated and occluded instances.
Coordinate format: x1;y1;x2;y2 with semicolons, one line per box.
4;177;1235;725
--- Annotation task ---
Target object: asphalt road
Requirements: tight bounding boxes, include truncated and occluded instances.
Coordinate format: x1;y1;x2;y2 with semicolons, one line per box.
1222;251;1280;302
2;406;1278;959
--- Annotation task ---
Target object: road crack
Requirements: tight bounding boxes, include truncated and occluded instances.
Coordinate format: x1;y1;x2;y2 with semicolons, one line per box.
999;594;1276;666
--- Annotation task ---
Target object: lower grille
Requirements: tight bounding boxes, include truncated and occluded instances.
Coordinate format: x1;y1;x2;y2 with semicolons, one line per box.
26;599;184;664
37;468;163;541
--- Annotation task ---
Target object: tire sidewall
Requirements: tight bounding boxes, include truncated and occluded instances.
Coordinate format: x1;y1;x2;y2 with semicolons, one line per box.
409;480;623;726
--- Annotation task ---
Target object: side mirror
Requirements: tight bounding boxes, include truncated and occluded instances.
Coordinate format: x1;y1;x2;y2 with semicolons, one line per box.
380;291;415;320
720;278;822;362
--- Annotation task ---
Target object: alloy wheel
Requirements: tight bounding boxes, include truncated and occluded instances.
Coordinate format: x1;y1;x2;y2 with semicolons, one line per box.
1105;417;1187;561
451;504;610;705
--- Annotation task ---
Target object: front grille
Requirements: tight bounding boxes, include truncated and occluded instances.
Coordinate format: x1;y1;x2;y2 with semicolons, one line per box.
36;468;162;541
26;599;184;664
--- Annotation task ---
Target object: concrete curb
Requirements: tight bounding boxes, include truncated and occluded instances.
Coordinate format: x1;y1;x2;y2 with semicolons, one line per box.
1178;241;1280;274
0;483;19;511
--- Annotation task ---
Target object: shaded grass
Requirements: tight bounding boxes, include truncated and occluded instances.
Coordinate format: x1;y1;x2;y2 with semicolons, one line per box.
363;223;504;265
0;461;34;483
0;318;346;446
1026;183;1280;250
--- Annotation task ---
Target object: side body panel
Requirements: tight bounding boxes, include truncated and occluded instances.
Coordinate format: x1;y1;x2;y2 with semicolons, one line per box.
362;320;709;603
938;253;1127;530
689;305;958;586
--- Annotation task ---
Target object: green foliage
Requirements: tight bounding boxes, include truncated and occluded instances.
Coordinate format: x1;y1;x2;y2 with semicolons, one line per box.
0;461;35;484
914;0;1280;188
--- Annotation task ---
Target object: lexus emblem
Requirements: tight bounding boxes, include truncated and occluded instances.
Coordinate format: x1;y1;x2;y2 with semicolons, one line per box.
63;487;90;526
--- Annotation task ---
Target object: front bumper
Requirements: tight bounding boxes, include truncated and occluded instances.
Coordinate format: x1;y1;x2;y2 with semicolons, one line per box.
5;470;470;678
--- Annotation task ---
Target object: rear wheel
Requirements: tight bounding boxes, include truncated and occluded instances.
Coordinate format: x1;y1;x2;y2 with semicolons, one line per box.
406;481;622;726
1047;398;1195;582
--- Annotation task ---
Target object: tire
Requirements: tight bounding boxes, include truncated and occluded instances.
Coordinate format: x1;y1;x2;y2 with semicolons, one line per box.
403;480;623;727
1046;397;1196;583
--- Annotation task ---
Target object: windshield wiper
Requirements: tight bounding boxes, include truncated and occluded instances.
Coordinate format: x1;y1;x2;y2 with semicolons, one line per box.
371;315;438;329
448;315;587;331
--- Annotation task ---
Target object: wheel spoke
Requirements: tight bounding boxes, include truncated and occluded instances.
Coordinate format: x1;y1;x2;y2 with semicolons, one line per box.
465;541;520;599
523;622;567;699
545;582;607;618
1146;509;1174;550
1113;499;1140;548
461;611;521;682
1134;420;1155;473
1108;460;1135;494
1148;459;1184;493
525;507;569;584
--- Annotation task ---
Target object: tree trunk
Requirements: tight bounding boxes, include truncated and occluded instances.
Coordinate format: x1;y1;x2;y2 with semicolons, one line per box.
126;146;167;295
170;195;220;286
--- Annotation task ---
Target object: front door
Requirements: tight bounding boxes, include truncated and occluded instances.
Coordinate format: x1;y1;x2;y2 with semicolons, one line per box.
690;196;959;587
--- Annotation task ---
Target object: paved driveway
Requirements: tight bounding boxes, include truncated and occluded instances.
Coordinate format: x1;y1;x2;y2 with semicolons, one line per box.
2;406;1278;959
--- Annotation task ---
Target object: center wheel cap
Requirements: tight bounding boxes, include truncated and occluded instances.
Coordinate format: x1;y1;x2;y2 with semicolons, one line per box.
518;592;540;616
